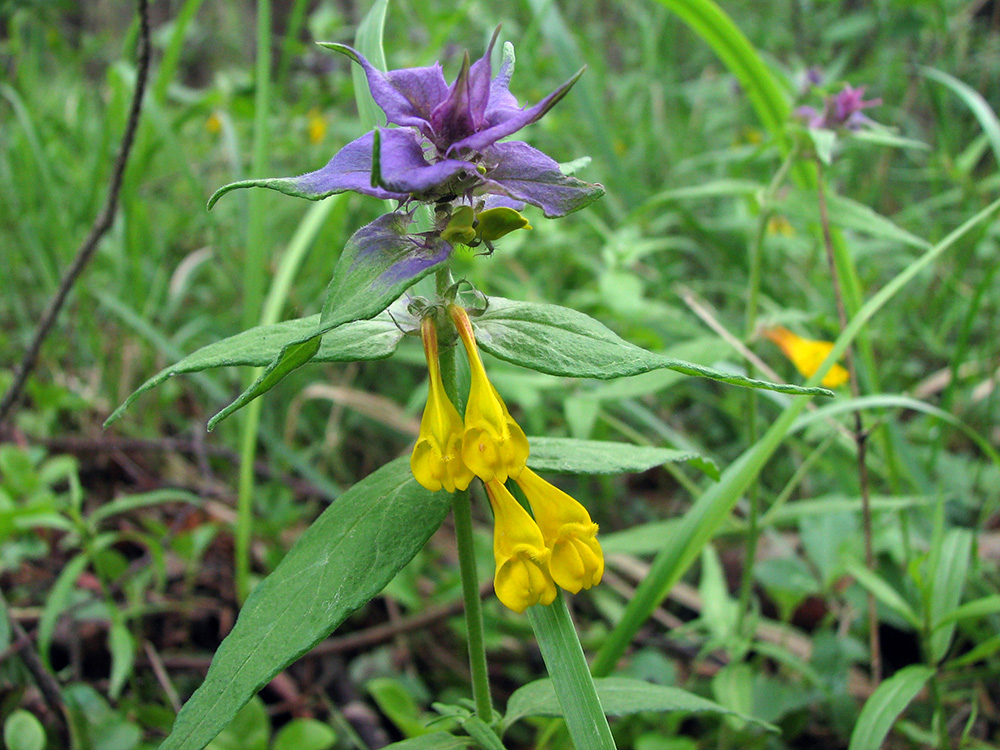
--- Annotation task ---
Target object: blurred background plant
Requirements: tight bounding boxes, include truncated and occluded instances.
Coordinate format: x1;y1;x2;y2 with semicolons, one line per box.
1;0;999;748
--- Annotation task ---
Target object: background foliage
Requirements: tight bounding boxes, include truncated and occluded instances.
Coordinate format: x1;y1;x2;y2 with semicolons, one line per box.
2;0;999;748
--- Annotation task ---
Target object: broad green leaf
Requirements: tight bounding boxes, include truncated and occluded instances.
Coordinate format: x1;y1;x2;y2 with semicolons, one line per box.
206;212;445;429
104;314;402;426
711;663;754;730
272;719;337;750
848;665;933;750
4;710;46;750
844;559;919;628
206;696;269;750
927;529;972;662
160;458;451;750
526;437;706;474
380;734;474;750
367;678;430;738
474;297;831;397
500;677;777;734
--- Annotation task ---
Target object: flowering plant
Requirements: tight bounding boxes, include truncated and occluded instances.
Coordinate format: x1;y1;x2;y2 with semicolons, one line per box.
108;24;828;750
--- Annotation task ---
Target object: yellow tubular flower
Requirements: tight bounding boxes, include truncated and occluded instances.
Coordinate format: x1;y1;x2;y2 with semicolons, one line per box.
515;467;603;594
484;478;557;613
450;306;529;483
410;317;474;492
764;326;849;388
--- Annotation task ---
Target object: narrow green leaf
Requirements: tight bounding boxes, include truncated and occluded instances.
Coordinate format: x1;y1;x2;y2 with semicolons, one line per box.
922;67;1000;167
38;553;89;669
104;314;402;426
501;677;776;735
474;297;831;397
458;717;506;750
208;336;322;430
88;489;202;528
380;734;474;750
928;529;972;662
935;594;1000;629
779;188;931;250
848;665;933;750
108;621;135;700
160;458;451;750
526;437;706;475
351;0;390;128
844;559;920;628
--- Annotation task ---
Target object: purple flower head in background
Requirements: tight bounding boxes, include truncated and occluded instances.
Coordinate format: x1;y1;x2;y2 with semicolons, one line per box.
795;83;881;131
209;27;604;219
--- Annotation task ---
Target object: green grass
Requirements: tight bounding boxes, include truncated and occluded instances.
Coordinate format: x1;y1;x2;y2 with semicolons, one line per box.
2;1;1000;748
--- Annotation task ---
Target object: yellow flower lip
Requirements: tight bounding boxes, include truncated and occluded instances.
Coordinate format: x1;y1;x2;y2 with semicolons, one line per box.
450;305;529;483
410;316;474;492
485;478;556;613
764;325;849;389
514;467;603;594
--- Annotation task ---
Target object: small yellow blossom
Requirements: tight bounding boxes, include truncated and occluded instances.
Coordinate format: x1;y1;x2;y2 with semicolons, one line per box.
450;305;529;483
767;215;794;237
484;478;557;613
307;107;327;145
764;326;849;388
410;317;474;492
515;467;603;594
206;112;222;134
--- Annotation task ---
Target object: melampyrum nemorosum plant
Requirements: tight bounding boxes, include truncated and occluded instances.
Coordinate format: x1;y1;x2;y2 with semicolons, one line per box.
106;25;830;750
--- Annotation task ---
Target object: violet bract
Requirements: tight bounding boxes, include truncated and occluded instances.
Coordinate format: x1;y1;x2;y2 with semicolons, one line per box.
209;28;604;220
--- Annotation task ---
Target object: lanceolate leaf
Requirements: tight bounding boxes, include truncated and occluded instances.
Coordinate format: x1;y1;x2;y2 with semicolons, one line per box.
204;212;449;429
526;437;706;475
500;677;777;735
474;297;831;397
103;314;403;426
160;458;451;750
847;666;933;750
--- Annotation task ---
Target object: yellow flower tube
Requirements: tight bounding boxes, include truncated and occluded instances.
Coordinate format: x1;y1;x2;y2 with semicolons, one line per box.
515;468;603;594
764;325;849;388
410;317;474;492
450;305;529;483
484;478;557;613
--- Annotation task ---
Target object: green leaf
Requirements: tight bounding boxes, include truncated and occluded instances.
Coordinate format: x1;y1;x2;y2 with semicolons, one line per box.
526;437;706;475
922;67;1000;168
207;212;447;429
501;676;777;734
104;314;402;426
780;189;930;250
4;710;46;750
88;489;202;528
474;297;831;397
272;719;337;750
38;553;88;668
844;559;920;628
367;678;430;738
848;665;933;750
160;458;451;750
108;621;135;700
206;696;269;750
927;529;972;662
380;734;474;750
935;594;1000;629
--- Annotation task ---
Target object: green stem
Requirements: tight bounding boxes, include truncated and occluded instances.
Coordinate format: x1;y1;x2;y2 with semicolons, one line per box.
527;594;617;749
436;267;493;722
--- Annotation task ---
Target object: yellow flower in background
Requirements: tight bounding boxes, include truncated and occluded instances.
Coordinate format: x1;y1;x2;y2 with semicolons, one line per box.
484;478;557;613
515;467;603;594
206;111;222;134
410;317;474;493
450;305;529;484
764;326;849;388
766;215;794;237
307;107;327;144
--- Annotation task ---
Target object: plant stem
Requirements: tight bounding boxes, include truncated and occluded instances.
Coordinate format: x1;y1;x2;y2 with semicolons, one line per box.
436;268;493;723
528;594;617;750
814;157;881;685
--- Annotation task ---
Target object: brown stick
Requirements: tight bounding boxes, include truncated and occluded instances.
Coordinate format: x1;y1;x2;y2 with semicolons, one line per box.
0;0;152;428
815;157;882;685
